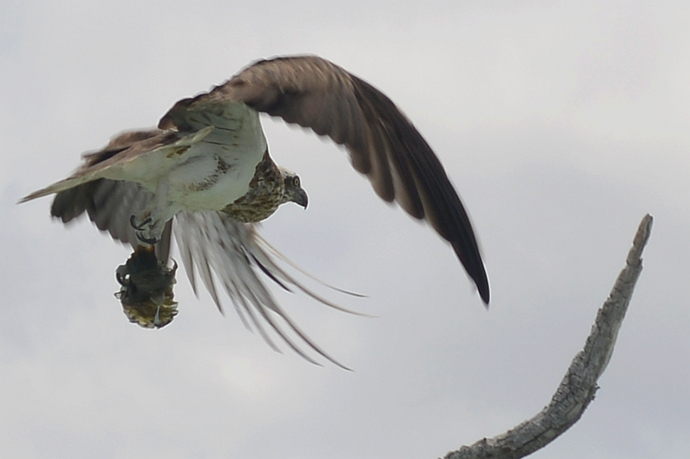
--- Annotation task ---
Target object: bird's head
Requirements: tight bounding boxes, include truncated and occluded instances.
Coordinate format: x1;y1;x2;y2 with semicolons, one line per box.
280;169;308;209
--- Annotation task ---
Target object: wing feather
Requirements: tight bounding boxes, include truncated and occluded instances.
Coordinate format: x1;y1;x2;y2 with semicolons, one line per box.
174;211;350;369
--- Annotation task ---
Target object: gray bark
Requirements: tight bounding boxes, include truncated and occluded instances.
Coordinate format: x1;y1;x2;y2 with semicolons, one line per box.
443;214;653;459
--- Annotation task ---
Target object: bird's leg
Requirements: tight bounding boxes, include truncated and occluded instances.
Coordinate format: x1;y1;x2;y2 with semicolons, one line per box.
130;179;173;246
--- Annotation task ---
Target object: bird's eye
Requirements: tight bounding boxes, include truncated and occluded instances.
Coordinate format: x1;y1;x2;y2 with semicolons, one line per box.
293;176;300;187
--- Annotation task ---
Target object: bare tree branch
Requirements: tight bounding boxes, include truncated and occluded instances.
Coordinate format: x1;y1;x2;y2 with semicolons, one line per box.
443;214;653;459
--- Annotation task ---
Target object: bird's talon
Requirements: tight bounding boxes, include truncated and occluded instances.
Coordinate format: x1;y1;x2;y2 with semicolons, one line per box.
135;232;158;245
130;214;152;231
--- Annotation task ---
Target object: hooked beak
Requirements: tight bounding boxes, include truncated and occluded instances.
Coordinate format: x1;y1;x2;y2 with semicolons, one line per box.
294;188;308;209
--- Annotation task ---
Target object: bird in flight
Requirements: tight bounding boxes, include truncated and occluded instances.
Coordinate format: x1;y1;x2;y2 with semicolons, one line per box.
21;55;489;366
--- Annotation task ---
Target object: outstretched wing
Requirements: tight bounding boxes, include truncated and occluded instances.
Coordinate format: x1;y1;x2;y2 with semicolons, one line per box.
45;130;175;262
160;55;490;304
19;128;215;203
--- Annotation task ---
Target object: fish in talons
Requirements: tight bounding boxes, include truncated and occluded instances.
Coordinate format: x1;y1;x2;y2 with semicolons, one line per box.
115;246;178;328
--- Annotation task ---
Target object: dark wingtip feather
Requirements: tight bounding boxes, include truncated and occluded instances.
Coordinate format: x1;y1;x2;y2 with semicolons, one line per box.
451;241;490;306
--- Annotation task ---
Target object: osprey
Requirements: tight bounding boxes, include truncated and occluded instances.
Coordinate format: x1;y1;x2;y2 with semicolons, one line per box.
21;55;490;365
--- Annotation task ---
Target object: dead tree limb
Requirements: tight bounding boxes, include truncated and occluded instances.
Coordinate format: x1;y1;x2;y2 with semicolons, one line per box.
443;214;653;459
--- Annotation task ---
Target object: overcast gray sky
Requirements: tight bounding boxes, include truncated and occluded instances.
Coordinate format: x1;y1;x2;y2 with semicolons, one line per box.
1;1;689;458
